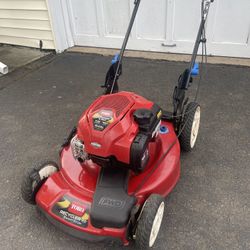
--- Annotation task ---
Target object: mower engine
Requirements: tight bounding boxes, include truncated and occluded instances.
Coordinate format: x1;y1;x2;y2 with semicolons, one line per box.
71;91;162;173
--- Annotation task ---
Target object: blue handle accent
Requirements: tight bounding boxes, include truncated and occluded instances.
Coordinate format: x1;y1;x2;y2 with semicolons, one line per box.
191;62;199;76
112;53;120;64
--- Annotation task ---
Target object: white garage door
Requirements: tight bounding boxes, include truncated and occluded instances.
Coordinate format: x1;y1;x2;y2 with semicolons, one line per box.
66;0;250;58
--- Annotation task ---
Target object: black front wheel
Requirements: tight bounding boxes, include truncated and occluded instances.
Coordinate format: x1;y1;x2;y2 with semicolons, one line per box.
21;161;59;205
135;194;165;249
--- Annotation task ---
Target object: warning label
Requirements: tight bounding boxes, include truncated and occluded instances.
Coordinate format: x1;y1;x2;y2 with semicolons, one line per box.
92;110;114;131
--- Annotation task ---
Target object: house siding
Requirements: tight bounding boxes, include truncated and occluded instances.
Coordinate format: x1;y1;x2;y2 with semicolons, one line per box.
0;0;55;49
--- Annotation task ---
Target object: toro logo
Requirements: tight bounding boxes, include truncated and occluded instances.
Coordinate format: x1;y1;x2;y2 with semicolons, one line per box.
68;202;85;217
99;110;113;117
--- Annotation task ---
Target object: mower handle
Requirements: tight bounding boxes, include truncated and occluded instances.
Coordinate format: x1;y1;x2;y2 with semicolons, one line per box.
172;0;214;129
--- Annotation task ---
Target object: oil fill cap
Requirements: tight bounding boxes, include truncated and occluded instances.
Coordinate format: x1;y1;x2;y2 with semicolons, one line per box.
133;109;153;125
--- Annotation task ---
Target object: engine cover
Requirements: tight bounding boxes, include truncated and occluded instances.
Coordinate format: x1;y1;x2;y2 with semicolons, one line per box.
77;91;161;169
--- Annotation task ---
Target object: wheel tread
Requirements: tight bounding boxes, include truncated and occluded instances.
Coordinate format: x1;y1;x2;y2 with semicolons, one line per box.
179;102;200;152
21;160;58;205
136;195;164;249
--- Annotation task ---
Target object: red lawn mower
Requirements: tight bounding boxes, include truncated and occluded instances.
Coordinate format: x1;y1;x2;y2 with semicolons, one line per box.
21;0;214;248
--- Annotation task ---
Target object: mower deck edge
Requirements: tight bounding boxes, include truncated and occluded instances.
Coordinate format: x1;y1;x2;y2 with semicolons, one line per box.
38;207;123;244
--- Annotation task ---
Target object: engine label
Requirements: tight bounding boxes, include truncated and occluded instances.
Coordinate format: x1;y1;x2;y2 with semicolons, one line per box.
52;195;89;228
92;109;114;131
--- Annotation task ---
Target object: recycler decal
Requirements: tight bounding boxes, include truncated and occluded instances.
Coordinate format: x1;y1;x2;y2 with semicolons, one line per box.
52;195;89;228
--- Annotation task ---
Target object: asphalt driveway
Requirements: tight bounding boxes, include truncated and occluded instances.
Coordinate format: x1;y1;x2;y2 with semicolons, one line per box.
0;52;249;250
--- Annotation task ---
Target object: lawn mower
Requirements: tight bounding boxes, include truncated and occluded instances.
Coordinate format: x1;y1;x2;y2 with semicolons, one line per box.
21;0;214;248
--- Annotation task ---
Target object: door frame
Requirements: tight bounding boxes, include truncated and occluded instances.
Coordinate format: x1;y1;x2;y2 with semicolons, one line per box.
46;0;74;52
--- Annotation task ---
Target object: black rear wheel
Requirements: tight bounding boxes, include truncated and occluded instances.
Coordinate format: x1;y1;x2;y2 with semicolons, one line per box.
179;102;201;152
21;160;59;205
